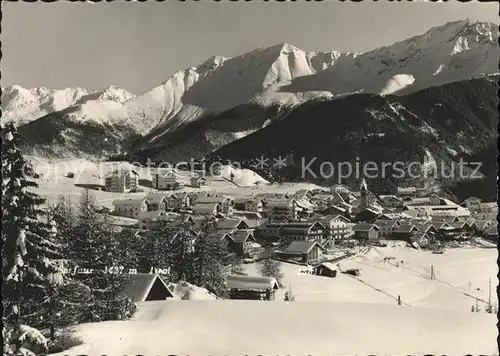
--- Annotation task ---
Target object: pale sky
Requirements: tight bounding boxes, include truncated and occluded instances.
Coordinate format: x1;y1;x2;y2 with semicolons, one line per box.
2;1;498;94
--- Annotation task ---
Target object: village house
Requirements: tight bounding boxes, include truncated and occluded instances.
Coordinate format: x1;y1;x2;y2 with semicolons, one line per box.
474;220;493;235
192;202;222;217
378;195;404;208
313;262;338;278
265;198;301;221
414;222;439;237
167;192;192;211
217;231;234;250
397;186;426;198
429;221;456;240
484;227;498;242
292;189;314;200
321;204;351;218
226;275;279;301
403;202;471;219
255;221;286;242
447;221;471;236
229;230;260;257
215;217;251;234
354;205;383;223
352;223;380;241
138;210;169;230
190;176;207;188
330;184;350;196
461;197;483;211
233;211;263;221
477;202;498;214
145;194;169;212
104;169;139;193
409;233;431;248
373;219;401;237
137;210;191;230
113;198;149;218
310;192;332;203
279;221;326;246
391;224;420;239
152;168;184;190
313;215;351;241
278;241;325;265
234;197;265;213
194;195;235;215
120;273;174;303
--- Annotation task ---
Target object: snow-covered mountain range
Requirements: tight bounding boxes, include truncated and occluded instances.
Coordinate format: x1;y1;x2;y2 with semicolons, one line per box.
4;19;499;159
1;85;135;126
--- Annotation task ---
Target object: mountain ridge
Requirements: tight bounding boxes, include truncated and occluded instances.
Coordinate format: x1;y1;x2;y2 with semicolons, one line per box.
5;19;499;162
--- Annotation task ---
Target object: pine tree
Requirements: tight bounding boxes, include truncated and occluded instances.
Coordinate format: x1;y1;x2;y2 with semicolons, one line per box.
191;219;227;297
259;244;283;284
1;124;64;353
114;228;141;272
50;194;76;243
166;224;196;282
68;190;135;323
141;226;174;274
228;253;246;276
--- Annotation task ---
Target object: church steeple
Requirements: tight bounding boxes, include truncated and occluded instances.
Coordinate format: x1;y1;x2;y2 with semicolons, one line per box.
360;177;368;209
360;177;368;192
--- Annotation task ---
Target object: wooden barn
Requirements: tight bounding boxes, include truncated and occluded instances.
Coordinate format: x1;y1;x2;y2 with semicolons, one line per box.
226;275;279;301
120;273;174;303
313;262;338;278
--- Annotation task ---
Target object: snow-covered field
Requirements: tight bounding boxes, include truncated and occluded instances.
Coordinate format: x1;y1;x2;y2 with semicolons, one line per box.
51;300;497;355
30;158;324;208
245;245;498;312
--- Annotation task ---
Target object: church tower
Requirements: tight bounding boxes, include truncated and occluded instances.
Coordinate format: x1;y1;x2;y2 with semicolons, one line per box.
360;177;368;209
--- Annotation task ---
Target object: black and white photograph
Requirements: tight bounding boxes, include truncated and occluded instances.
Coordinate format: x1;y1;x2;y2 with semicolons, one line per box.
1;0;499;354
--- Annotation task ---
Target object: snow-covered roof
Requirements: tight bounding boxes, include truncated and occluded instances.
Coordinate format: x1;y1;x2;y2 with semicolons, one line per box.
283;241;324;255
226;275;278;291
353;223;380;232
113;198;147;206
120;273;173;302
145;194;169;205
231;230;255;243
192;202;220;215
216;218;249;230
195;196;234;204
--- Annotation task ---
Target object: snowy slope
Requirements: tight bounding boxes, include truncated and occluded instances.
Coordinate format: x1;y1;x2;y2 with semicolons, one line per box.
50;300;497;355
124;19;499;154
127;44;346;147
286;19;499;96
1;85;135;126
11;20;498;160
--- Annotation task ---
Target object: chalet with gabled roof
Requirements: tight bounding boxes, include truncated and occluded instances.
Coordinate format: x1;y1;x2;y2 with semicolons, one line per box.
194;195;235;215
145;194;169;212
391;224;419;239
352;223;380;240
190;176;207;188
119;273;174;302
113;198;149;218
255;221;286;241
168;192;192;211
230;230;259;257
226;275;279;300
280;221;326;245
216;217;250;233
234;197;265;213
279;241;325;265
373;219;401;237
